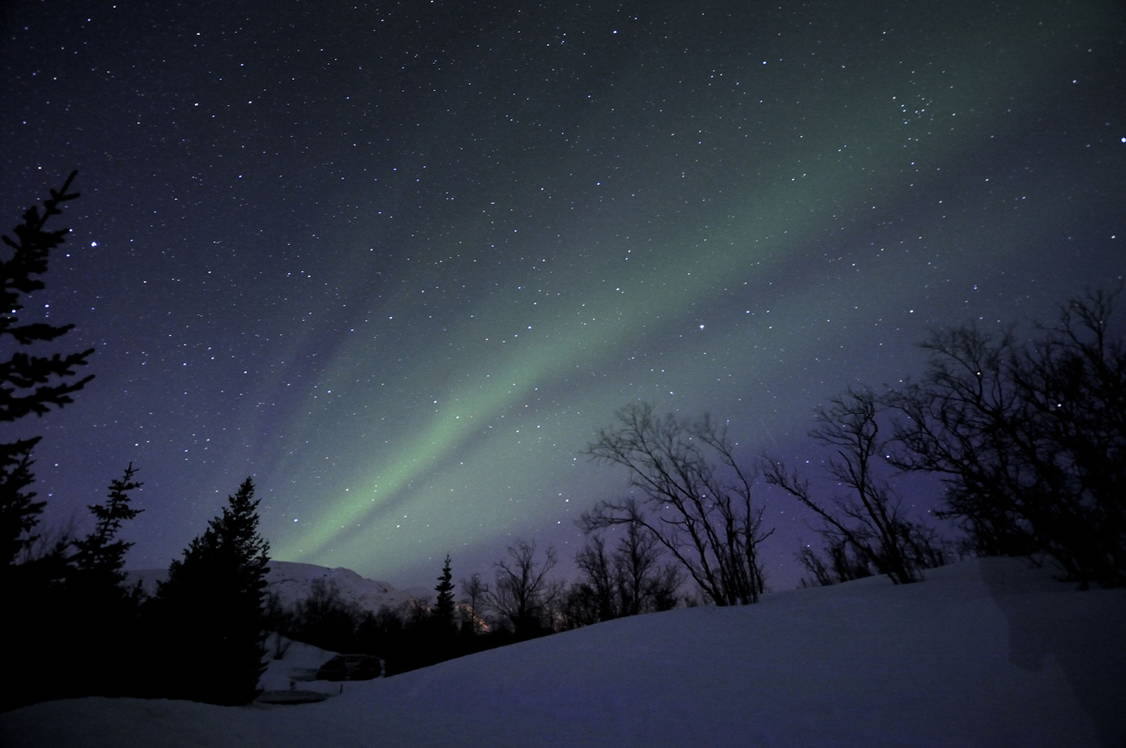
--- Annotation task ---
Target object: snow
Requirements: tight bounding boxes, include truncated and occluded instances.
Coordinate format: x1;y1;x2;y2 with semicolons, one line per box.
4;558;1124;747
129;560;428;614
258;638;340;694
261;560;427;612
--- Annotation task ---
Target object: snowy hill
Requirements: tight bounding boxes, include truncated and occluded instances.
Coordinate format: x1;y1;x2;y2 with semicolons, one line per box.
261;560;427;612
128;560;427;614
4;558;1124;747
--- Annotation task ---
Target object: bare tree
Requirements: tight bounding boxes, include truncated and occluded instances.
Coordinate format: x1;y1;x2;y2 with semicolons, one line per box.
559;581;602;630
574;535;616;621
540;579;570;633
288;578;362;653
581;403;771;606
486;540;558;635
613;520;680;615
885;325;1034;558
795;538;873;588
458;573;489;633
764;388;924;585
263;592;292;660
568;521;682;627
885;287;1126;587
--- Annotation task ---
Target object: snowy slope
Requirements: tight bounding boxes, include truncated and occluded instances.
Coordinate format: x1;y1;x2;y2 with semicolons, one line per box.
5;558;1124;747
128;560;427;614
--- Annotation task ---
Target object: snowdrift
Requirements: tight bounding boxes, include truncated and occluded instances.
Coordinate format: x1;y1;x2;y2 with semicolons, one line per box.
4;558;1124;747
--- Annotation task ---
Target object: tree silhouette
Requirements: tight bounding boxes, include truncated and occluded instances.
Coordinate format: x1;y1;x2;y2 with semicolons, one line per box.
153;477;270;704
1;171;91;571
568;524;682;626
613;519;681;615
574;535;616;622
1;173;97;711
886;288;1125;587
288;578;363;653
794;537;874;587
582;403;771;605
64;464;146;696
487;540;557;636
72;463;144;589
459;572;488;634
433;554;456;632
764;388;926;585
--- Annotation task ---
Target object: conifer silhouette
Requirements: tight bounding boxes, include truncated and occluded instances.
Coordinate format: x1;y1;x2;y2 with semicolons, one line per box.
154;477;270;704
0;171;91;570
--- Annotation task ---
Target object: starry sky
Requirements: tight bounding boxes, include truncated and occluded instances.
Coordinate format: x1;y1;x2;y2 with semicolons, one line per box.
2;1;1123;592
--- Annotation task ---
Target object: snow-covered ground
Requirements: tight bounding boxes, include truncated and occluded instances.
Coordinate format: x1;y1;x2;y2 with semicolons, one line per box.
4;558;1124;747
258;637;341;695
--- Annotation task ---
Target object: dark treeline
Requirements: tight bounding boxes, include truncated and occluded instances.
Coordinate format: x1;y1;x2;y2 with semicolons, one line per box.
4;175;1122;712
0;176;273;710
267;533;683;679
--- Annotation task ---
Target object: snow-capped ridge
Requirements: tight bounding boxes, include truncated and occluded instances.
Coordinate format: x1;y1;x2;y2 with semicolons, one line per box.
264;560;427;612
127;560;427;613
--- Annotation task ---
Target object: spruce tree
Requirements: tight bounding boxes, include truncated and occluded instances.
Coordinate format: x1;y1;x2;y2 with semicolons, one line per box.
68;464;145;696
433;554;456;631
0;449;41;571
0;171;92;571
154;477;270;705
0;173;94;711
72;463;143;589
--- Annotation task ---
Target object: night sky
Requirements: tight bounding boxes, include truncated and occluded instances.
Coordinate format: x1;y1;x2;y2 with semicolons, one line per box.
2;1;1122;592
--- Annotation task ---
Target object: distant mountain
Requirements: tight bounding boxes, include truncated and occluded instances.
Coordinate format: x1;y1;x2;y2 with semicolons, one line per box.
128;560;429;614
264;561;428;613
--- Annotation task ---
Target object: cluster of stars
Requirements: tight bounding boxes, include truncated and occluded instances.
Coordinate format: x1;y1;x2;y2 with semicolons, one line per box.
0;0;1120;590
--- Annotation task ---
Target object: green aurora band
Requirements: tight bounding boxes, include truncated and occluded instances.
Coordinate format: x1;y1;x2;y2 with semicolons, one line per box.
260;4;1118;578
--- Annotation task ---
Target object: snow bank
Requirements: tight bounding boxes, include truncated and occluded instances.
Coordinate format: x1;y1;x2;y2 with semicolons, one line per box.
4;558;1123;747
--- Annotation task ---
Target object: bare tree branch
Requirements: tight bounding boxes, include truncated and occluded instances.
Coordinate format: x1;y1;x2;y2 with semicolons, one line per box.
581;403;770;605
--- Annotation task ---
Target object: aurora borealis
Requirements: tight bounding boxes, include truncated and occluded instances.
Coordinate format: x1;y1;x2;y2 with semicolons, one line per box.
2;1;1122;590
